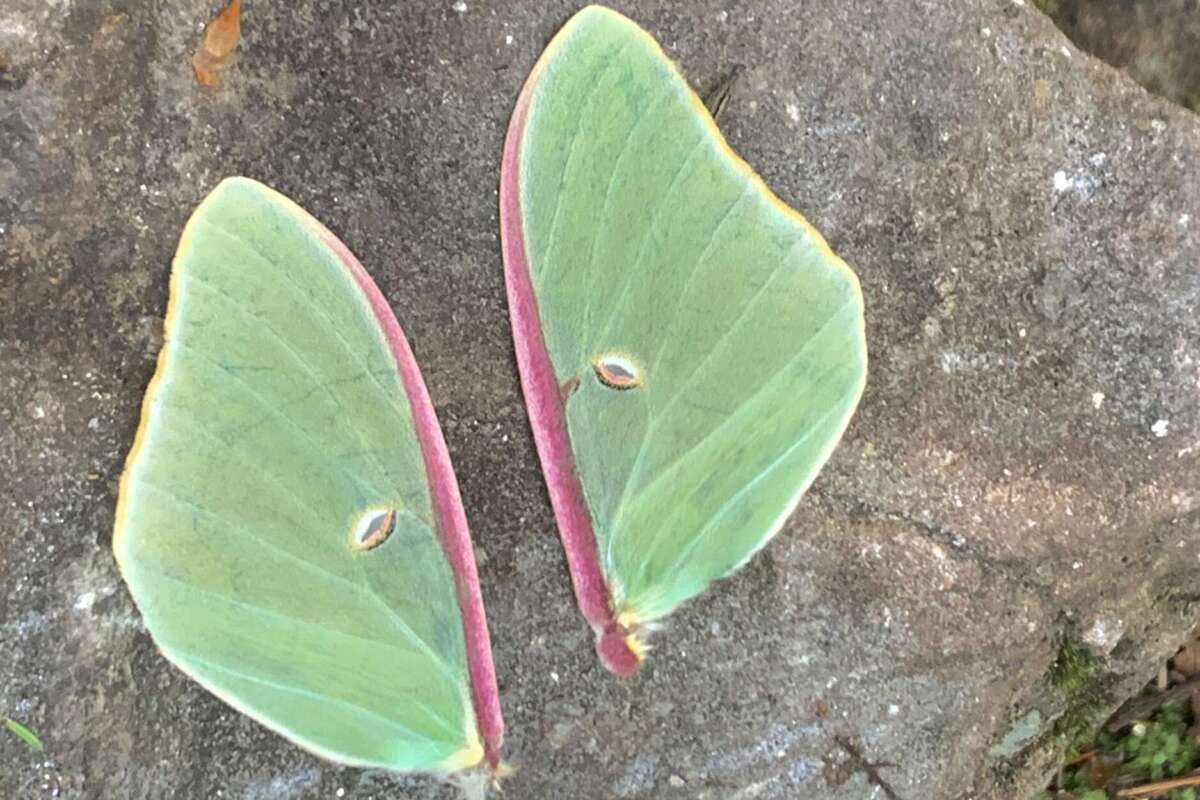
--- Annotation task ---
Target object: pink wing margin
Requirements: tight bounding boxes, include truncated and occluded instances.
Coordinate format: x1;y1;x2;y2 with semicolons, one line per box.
316;225;506;769
499;58;642;677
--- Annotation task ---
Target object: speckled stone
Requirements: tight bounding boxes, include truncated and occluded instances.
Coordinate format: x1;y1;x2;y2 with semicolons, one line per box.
2;2;1198;798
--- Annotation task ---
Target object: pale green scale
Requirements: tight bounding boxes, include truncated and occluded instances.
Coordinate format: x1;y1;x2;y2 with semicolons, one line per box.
115;179;475;771
519;9;867;621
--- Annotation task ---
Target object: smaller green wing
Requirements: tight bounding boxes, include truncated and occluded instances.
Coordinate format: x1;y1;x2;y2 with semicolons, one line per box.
114;178;503;773
500;6;867;672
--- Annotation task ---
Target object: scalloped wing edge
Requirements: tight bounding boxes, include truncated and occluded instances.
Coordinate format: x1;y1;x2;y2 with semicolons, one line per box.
113;176;504;774
499;5;867;675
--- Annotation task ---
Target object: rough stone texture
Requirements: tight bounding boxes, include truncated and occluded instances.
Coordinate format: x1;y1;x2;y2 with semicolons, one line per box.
1038;0;1200;112
2;1;1198;798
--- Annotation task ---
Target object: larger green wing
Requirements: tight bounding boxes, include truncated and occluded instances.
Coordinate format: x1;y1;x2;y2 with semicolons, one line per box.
500;6;867;673
114;178;502;772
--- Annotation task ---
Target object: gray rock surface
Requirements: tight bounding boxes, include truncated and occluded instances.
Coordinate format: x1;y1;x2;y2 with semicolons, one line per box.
2;1;1199;798
1037;0;1200;112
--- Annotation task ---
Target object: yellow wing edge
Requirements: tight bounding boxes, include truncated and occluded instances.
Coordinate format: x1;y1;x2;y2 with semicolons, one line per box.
111;177;488;776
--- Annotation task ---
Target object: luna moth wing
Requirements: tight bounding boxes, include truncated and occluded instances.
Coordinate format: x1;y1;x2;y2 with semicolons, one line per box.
500;6;867;675
113;177;504;775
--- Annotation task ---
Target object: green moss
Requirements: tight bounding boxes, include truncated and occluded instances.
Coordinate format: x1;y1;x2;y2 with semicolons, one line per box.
1038;617;1200;798
1048;623;1109;751
989;622;1112;793
1049;626;1104;693
1031;0;1061;16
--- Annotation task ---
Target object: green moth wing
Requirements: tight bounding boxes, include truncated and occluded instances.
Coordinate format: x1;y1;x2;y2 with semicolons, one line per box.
500;6;867;674
114;178;504;774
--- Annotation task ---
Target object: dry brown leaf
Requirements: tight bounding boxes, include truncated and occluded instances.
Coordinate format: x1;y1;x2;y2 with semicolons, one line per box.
1086;752;1123;789
1172;625;1200;677
192;53;220;87
192;0;241;88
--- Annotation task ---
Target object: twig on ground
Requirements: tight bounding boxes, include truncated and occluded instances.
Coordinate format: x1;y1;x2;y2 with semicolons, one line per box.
834;735;902;800
1116;772;1200;798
